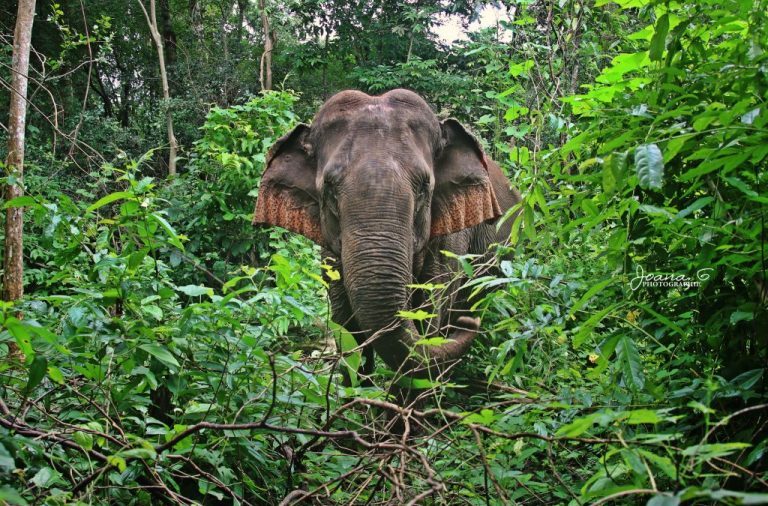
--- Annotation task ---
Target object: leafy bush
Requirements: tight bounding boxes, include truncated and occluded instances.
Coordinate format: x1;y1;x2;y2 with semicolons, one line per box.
0;164;332;504
163;90;304;283
459;0;768;502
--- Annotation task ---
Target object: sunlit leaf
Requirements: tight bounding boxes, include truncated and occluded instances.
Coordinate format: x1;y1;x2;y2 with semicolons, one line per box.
635;144;664;190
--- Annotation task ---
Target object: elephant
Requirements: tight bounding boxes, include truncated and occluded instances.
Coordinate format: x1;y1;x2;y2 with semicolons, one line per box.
253;89;521;380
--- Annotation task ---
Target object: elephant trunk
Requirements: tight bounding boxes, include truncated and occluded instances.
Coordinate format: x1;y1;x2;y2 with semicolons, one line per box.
341;220;478;378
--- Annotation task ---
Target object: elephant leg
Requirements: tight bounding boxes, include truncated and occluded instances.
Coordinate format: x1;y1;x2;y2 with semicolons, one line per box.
360;345;375;384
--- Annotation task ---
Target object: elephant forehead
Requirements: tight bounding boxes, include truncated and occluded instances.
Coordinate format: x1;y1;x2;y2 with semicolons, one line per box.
315;91;433;128
363;102;393;113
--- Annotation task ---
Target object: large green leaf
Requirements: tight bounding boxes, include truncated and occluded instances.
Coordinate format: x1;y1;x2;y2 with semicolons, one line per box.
649;14;669;61
86;191;135;213
2;196;39;209
334;322;361;387
177;284;214;298
25;356;48;393
150;212;185;251
635;144;664;190
616;335;644;391
556;413;598;437
139;344;180;369
0;487;28;506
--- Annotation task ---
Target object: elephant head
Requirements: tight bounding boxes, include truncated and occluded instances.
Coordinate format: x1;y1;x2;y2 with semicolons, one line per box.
253;89;502;377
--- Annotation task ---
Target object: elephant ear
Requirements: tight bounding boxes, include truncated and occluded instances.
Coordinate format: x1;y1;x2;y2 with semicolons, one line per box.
253;124;323;244
431;119;502;237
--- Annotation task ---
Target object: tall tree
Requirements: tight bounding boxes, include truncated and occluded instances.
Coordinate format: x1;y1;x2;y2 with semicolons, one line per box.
3;0;37;303
259;0;272;91
138;0;178;176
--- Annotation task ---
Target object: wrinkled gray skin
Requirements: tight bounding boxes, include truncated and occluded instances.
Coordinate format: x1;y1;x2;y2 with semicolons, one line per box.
254;89;520;379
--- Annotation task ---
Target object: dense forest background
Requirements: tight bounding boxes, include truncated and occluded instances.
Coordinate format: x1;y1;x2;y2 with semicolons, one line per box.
1;0;767;504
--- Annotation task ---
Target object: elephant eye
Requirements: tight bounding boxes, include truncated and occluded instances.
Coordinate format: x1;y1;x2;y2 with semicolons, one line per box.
324;186;339;217
415;181;430;207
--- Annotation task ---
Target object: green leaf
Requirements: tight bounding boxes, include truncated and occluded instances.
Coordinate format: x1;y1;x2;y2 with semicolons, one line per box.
177;284;214;298
47;366;65;384
107;455;127;472
128;249;149;270
572;304;618;348
86;191;134;213
460;256;475;276
623;409;660;424
698;490;768;504
0;444;15;472
649;14;669;61
635;144;664;190
5;318;33;359
406;282;446;291
682;442;751;460
414;337;451;346
680;151;750;181
462;408;496;426
674;197;714;221
729;369;763;391
25;356;48;393
522;203;536;241
2;196;38;209
395;376;442;390
602;162;618;194
508;59;534;77
638;449;676;479
609;151;629;193
724;176;768;203
745;439;767;466
616;335;644;391
31;467;61;488
637;304;686;338
0;487;28;506
335;323;361;387
118;447;157;460
139;344;180;369
556;413;597;437
73;431;94;451
730;310;754;324
142;305;163;321
150;212;185;250
397;310;437;321
646;495;679;506
569;279;614;318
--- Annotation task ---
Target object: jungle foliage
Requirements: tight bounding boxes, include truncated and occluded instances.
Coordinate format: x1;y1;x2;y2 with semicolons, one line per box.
0;0;766;504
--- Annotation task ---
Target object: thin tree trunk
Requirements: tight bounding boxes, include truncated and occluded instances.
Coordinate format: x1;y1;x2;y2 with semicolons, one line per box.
3;0;37;304
258;0;272;91
160;0;176;65
67;0;92;159
138;0;178;176
221;9;230;104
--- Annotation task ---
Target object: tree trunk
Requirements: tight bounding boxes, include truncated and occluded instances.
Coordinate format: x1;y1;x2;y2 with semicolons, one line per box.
138;0;178;176
3;0;37;304
259;0;272;91
160;0;176;65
